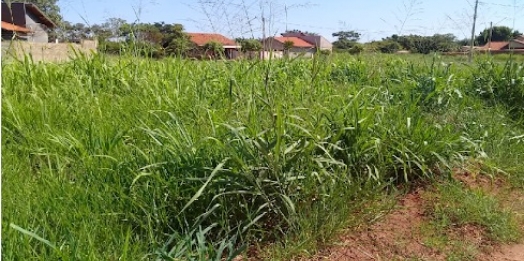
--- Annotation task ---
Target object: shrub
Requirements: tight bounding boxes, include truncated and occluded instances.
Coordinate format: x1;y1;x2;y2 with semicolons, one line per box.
348;44;364;54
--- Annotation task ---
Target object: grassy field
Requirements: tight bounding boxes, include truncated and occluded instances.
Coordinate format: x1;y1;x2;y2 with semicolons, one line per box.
2;52;524;260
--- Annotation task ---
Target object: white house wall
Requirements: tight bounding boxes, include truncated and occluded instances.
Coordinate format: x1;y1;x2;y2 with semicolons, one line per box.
509;41;524;49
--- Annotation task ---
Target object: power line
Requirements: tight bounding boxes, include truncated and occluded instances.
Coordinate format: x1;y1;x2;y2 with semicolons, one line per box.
478;1;524;8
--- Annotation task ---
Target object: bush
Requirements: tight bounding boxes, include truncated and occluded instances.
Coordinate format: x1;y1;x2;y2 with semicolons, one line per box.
348;44;364;54
318;49;332;56
377;40;402;53
98;41;124;54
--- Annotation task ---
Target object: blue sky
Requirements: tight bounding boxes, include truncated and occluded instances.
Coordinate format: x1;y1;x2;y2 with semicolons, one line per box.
59;0;524;41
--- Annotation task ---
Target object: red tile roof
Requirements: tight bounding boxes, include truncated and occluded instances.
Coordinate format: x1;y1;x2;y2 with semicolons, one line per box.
1;21;30;33
273;37;313;48
187;33;239;47
482;41;509;50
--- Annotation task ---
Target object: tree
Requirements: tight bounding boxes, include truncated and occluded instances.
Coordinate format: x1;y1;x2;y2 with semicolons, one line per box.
102;17;128;37
236;38;262;59
90;24;112;42
376;40;402;53
238;39;262;52
161;23;191;56
61;22;90;42
332;30;361;51
203;41;224;59
283;40;294;57
348;43;364;54
134;23;163;45
284;29;318;35
475;26;522;45
380;33;459;54
332;31;361;42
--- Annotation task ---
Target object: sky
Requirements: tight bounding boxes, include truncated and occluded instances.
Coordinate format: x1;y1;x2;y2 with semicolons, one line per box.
59;0;524;42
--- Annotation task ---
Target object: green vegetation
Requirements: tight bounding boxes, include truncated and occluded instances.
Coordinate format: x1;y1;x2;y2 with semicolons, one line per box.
2;52;524;260
425;181;521;242
476;26;522;46
418;179;523;261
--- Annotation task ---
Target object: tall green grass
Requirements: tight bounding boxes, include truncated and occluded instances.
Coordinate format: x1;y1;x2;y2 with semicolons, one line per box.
2;52;523;260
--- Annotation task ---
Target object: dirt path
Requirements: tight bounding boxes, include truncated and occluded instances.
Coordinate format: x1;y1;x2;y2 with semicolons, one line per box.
491;244;524;261
299;171;524;261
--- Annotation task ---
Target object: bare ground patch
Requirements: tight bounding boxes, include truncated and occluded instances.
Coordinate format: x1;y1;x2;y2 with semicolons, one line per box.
292;171;524;261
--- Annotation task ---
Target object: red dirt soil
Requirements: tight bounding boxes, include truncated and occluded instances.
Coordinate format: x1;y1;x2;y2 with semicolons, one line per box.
490;244;524;261
303;188;446;261
235;167;524;261
298;170;524;261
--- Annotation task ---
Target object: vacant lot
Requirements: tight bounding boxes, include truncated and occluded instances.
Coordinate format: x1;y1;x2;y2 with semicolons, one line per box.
2;53;524;260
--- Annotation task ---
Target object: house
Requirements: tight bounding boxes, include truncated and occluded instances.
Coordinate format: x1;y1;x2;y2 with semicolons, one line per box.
280;31;333;51
1;2;57;43
481;36;524;51
187;33;241;59
260;36;316;59
509;35;524;49
482;41;510;51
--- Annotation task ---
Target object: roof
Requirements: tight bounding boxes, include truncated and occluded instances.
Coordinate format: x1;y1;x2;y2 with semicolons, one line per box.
273;37;314;48
187;33;239;47
24;3;57;28
513;37;524;45
482;41;509;50
1;3;56;29
1;21;30;33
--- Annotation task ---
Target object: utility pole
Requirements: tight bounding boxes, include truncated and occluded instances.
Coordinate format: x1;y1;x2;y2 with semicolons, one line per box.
261;10;266;59
488;21;493;52
285;4;288;32
262;17;266;40
468;0;479;63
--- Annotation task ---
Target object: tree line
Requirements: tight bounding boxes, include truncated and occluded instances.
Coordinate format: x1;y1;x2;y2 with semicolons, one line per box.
331;26;522;54
8;0;523;56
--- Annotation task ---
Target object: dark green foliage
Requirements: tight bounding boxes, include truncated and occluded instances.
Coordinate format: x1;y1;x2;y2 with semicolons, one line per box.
471;59;524;120
237;38;262;52
380;34;459;54
376;40;403;53
348;43;364;54
284;29;319;35
332;30;361;51
475;26;522;45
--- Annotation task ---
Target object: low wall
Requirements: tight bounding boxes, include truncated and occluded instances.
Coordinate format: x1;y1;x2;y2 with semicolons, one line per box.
1;40;98;62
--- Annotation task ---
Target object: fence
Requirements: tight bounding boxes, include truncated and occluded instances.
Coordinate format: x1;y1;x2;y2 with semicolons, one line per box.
1;39;98;62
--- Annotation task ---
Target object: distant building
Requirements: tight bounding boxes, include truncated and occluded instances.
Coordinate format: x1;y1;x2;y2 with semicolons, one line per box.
260;32;332;59
280;31;333;51
480;36;524;51
1;2;57;43
261;36;316;59
187;33;241;59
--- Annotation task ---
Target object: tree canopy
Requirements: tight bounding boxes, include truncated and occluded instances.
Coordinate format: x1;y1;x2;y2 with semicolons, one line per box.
377;33;458;54
236;38;262;52
284;29;318;35
475;26;522;45
332;30;361;51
